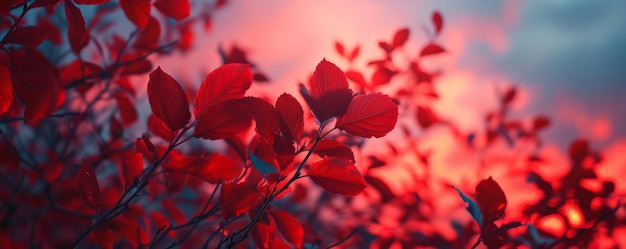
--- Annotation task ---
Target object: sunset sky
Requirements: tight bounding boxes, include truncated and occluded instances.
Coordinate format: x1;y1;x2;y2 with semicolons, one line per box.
158;0;626;150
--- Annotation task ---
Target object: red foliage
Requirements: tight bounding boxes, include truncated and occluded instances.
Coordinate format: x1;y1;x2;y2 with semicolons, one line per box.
0;2;621;249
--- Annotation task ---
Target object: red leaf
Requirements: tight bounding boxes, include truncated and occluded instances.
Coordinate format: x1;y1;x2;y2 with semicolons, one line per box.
334;41;345;56
475;177;507;225
568;139;589;164
391;28;410;49
194;63;252;117
124;153;143;187
432;11;443;35
349;45;360;62
65;0;89;53
112;92;137;126
419;43;446;57
163;199;186;224
154;0;190;20
43;152;62;182
416;105;439;129
59;60;104;87
119;57;152;75
252;211;275;249
119;0;151;29
198;154;242;183
77;161;102;212
275;93;303;142
38;18;63;44
31;0;61;8
148;114;173;141
220;182;260;219
134;16;161;50
74;0;110;4
194;100;252;140
177;21;194;51
3;26;46;47
345;70;367;89
502;87;517;104
371;67;395;86
9;49;59;124
309;58;349;98
0;0;13;16
532;116;551;131
240;97;280;139
364;176;396;203
314;139;355;163
300;85;352;123
147;67;190;131
335;93;398;138
308;158;366;196
271;210;304;247
0;64;13;115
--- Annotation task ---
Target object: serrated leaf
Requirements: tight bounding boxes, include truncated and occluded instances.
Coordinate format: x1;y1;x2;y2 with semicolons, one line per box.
276;93;304;142
194;100;252;140
194;63;252;117
308;158;366;196
314;139;355;163
335;93;398;138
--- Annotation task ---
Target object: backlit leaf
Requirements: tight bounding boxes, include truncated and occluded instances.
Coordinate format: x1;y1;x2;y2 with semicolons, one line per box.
419;43;446;57
308;158;366;196
9;49;58;124
314;139;355;163
124;153;143;187
77;161;102;213
134;16;161;50
194;100;252;140
199;154;242;183
147;67;190;131
416;105;439;129
0;64;13;115
432;11;443;35
300;85;352;123
119;0;151;29
309;58;349;98
272;210;304;247
3;26;46;48
241;97;280;139
476;177;507;225
194;63;252;116
113;92;138;126
275;93;303;141
65;0;89;53
220;182;260;219
391;28;409;48
153;0;190;20
336;93;398;138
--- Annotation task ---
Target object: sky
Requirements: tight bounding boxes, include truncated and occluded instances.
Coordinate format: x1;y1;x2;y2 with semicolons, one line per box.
150;0;626;199
156;0;626;151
